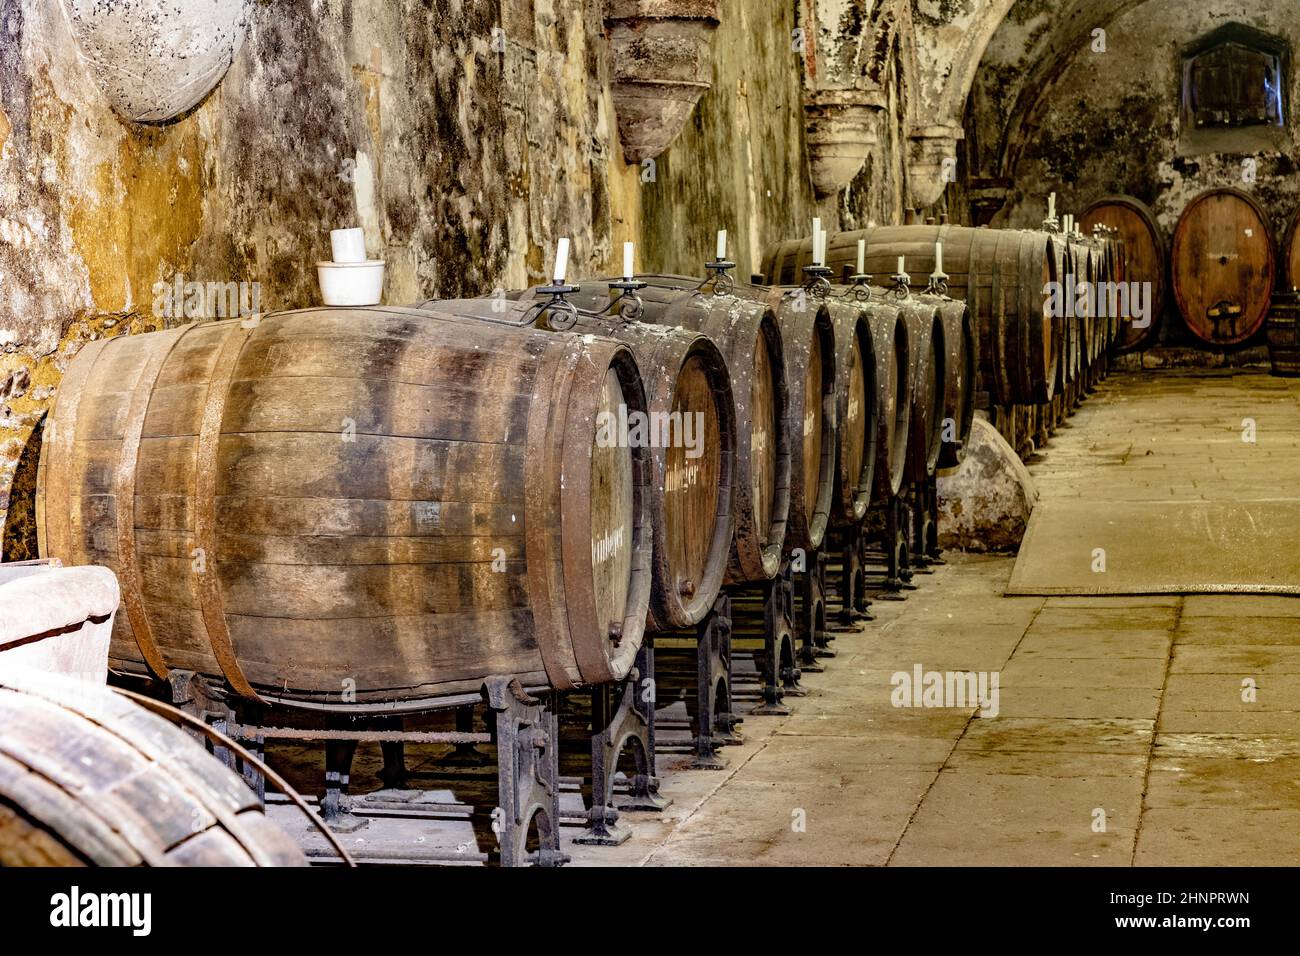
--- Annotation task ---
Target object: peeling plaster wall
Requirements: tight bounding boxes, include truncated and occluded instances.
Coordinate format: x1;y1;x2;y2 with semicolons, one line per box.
969;0;1300;348
0;0;924;551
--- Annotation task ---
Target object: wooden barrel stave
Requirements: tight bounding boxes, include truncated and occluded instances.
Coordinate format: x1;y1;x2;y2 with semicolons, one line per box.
37;308;653;708
921;295;976;469
900;301;945;481
825;301;879;524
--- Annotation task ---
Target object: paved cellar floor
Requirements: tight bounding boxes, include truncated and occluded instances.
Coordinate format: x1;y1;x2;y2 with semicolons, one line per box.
567;370;1300;866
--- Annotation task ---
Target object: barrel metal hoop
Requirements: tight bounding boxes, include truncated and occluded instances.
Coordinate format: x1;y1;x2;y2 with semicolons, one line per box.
37;337;110;563
194;319;263;703
523;341;577;692
116;328;191;681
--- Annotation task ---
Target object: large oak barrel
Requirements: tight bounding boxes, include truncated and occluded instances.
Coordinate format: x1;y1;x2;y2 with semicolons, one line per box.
1171;188;1275;346
1284;207;1300;292
36;308;652;708
0;669;306;865
1050;236;1081;387
825;300;879;523
927;296;975;469
533;276;792;585
417;293;736;632
761;225;1058;406
1081;196;1164;352
900;300;945;482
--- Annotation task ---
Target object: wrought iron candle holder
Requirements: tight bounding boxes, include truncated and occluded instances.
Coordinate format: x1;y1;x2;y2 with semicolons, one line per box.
522;282;583;330
607;278;647;320
924;269;949;296
1042;216;1061;234
699;259;736;296
799;263;834;300
890;270;912;300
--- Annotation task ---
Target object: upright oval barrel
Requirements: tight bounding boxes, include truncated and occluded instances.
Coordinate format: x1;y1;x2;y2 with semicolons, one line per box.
36;307;653;707
0;670;306;866
418;293;736;633
1284;206;1300;292
761;225;1058;406
1171;188;1275;346
1081;195;1164;352
559;276;792;584
859;300;909;500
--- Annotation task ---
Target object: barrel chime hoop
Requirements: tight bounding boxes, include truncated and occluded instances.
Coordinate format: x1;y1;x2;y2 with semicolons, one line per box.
194;319;264;703
558;342;616;686
38;337;110;564
116;329;191;681
522;340;577;692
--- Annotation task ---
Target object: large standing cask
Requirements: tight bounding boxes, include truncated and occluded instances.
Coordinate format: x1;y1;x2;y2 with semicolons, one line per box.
37;308;653;707
417;293;736;632
543;277;792;585
0;669;306;866
1283;206;1300;292
761;225;1058;406
1081;196;1164;352
1171;188;1275;346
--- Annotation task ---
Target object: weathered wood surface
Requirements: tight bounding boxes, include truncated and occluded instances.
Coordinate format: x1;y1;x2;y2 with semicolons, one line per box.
761;225;1061;406
825;301;878;523
900;301;945;482
37;307;652;707
921;295;975;470
416;293;736;631
1171;187;1275;346
0;669;306;866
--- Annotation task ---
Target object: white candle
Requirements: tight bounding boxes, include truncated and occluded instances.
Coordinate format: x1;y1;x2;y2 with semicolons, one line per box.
820;229;829;268
553;237;570;284
856;239;866;275
935;241;944;273
898;256;906;276
1048;193;1056;220
812;217;823;265
623;241;634;280
1064;214;1073;235
716;229;727;261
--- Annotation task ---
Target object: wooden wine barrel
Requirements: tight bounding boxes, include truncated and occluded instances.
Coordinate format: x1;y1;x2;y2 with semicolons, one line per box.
1283;207;1300;292
0;669;306;866
900;301;945;482
825;300;879;524
36;308;653;707
713;283;835;553
924;295;975;469
1266;293;1300;377
761;225;1058;406
417;294;736;633
861;299;910;500
1171;188;1275;346
1050;235;1081;387
528;276;791;585
1081;195;1164;352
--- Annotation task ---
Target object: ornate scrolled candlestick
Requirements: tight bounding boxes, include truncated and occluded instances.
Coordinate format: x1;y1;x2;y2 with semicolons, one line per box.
890;268;912;300
526;282;582;330
607;277;647;320
702;258;736;296
801;263;834;300
924;268;949;297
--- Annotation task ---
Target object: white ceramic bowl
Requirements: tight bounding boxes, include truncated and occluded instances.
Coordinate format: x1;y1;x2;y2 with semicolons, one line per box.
317;260;386;306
